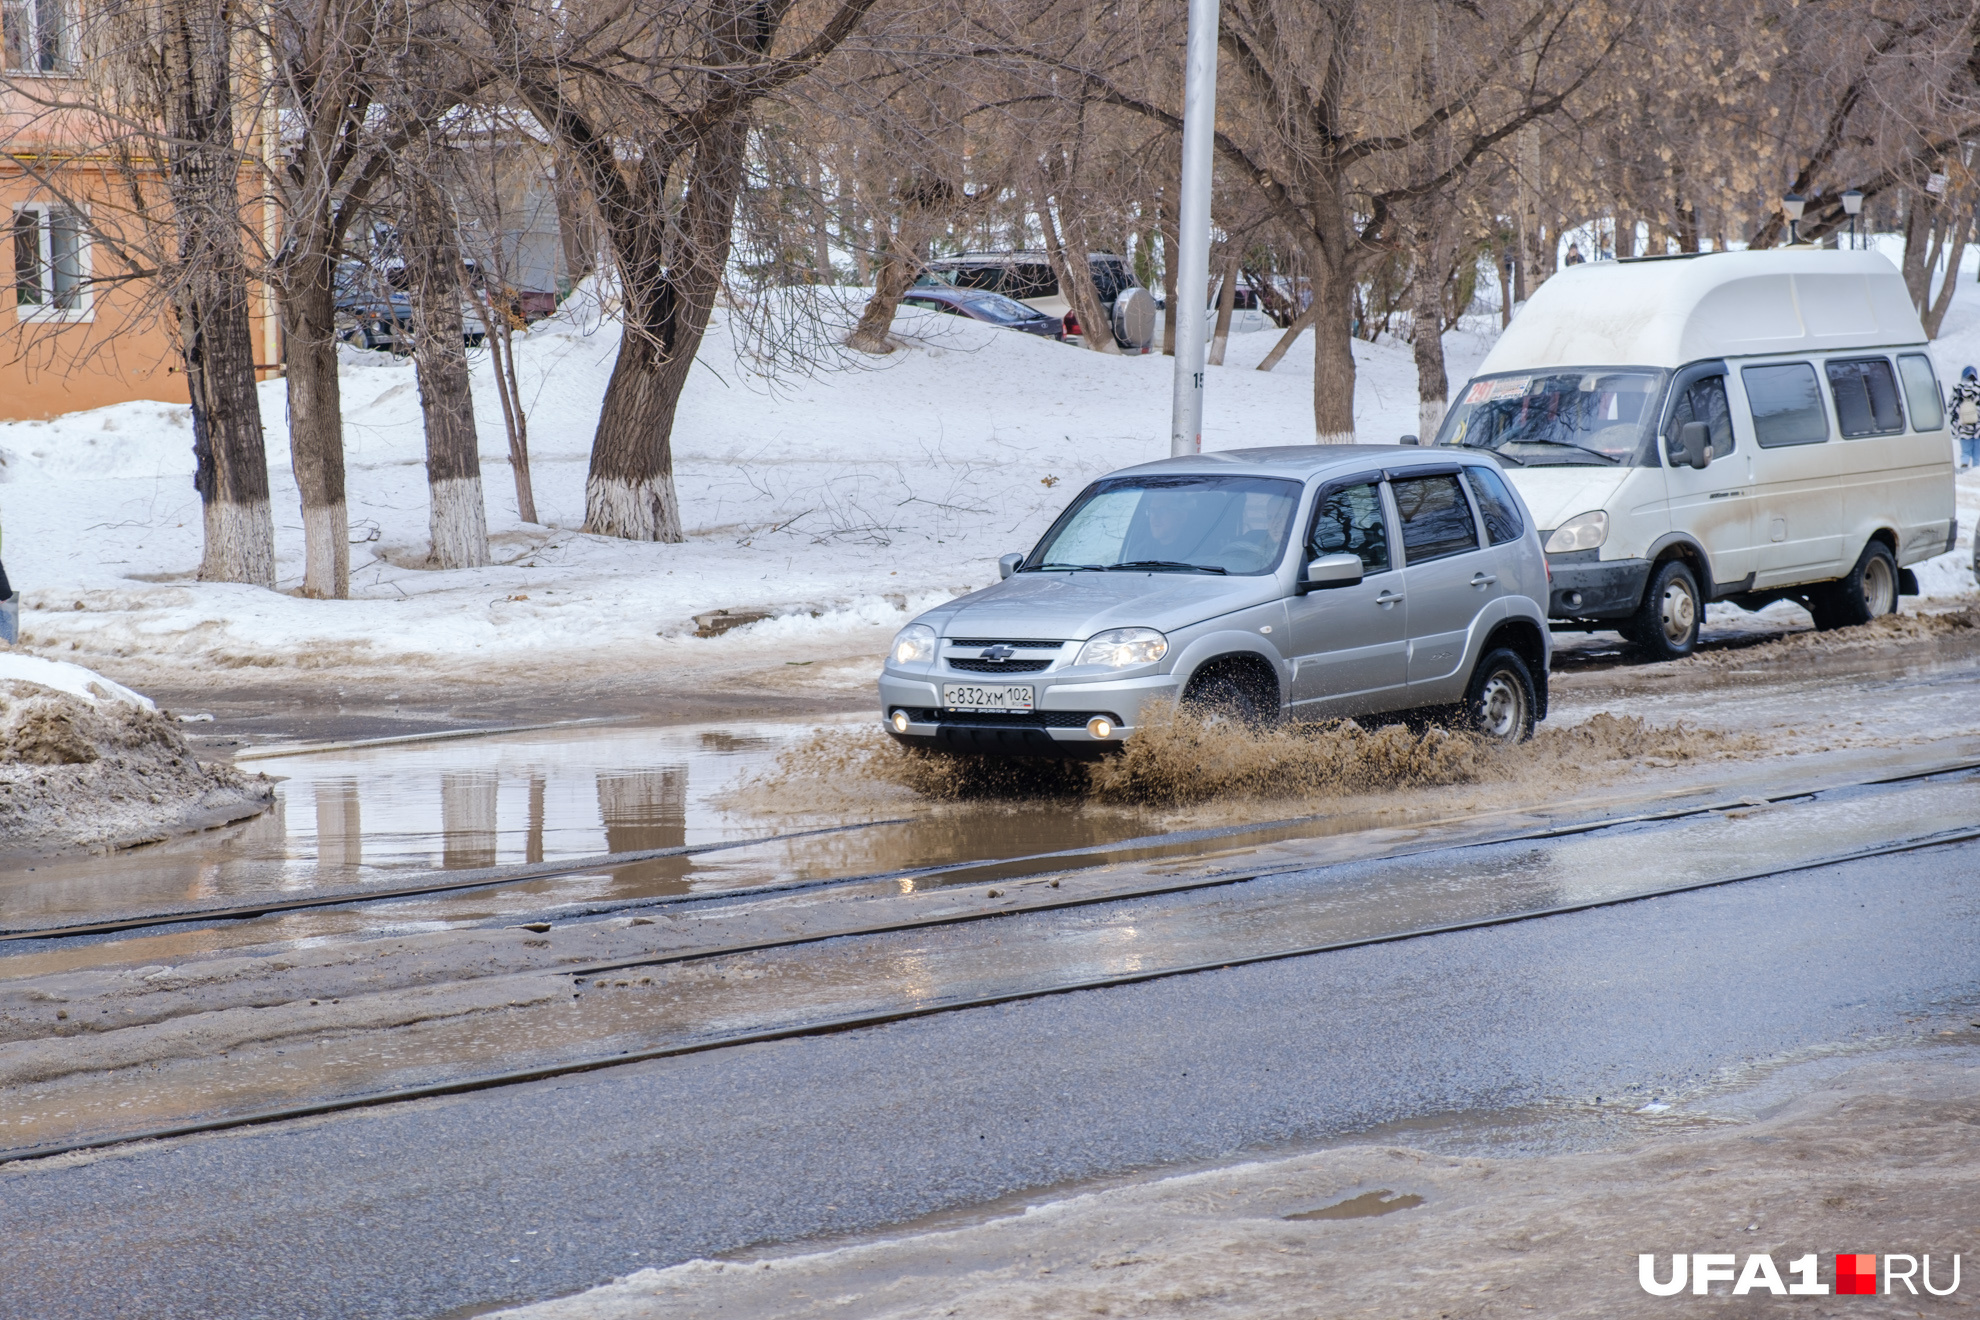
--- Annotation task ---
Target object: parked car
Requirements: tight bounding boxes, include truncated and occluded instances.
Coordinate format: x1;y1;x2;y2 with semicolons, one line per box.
922;251;1154;350
879;446;1552;757
334;262;491;352
899;284;1063;339
1430;248;1959;659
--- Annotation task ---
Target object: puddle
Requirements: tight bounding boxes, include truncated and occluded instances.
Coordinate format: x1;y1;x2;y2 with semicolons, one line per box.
1285;1189;1424;1220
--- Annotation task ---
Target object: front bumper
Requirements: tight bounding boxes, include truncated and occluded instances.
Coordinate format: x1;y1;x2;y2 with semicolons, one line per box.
877;670;1180;758
1545;556;1650;619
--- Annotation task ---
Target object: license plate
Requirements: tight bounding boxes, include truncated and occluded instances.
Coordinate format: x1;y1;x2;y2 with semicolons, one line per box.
943;683;1034;712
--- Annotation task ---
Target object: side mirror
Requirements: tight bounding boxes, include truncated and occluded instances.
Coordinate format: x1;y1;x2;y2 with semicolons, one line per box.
1300;552;1364;592
1399;434;1419;446
998;552;1025;580
1670;421;1712;470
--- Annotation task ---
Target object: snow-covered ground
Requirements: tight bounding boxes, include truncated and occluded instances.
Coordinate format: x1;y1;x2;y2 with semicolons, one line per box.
0;267;1973;678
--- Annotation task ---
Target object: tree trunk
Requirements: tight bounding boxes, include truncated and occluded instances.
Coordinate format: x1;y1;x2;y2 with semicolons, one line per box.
849;180;943;354
1034;178;1118;355
1409;236;1450;441
1309;245;1357;443
162;0;274;587
1207;248;1241;367
277;265;349;597
583;122;750;542
552;155;597;289
1923;205;1976;339
1900;197;1932;310
404;159;490;569
1161;223;1178;355
1256;301;1316;373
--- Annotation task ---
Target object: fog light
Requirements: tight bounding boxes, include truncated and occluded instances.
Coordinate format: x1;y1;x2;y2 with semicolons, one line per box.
1087;716;1114;739
890;709;911;734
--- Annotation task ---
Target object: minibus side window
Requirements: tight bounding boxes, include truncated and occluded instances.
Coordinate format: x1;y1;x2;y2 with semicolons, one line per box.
1896;354;1945;431
1741;363;1829;448
1666;374;1734;461
1825;357;1906;438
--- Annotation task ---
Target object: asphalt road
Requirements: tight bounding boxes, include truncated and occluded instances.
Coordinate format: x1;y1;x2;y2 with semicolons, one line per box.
3;837;1977;1320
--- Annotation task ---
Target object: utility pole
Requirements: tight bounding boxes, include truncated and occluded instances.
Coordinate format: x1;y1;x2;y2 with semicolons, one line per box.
1169;0;1218;456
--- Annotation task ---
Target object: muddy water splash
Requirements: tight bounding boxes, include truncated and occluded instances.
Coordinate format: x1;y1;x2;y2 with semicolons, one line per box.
742;707;1761;813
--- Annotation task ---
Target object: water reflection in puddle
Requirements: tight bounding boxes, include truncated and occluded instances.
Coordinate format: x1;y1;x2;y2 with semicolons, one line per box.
0;716;1163;936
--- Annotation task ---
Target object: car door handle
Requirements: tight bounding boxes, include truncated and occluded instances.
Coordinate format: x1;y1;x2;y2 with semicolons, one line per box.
1375;590;1403;607
1470;573;1498;588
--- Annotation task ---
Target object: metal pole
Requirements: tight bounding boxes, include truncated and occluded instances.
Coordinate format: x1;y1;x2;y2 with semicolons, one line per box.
1169;0;1219;457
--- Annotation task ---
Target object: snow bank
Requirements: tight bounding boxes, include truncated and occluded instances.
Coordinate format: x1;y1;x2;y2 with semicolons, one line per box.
0;660;269;852
0;655;155;709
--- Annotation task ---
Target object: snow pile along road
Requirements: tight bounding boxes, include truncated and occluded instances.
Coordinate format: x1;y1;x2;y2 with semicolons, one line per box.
0;656;272;853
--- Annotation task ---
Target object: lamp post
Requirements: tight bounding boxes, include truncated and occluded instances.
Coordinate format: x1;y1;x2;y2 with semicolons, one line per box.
1169;0;1219;457
1782;193;1806;246
1841;189;1864;250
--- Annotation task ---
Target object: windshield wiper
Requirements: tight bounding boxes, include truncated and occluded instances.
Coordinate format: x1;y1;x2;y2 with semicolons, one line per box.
1110;560;1228;574
1458;439;1525;467
1032;561;1108;571
1511;437;1619;464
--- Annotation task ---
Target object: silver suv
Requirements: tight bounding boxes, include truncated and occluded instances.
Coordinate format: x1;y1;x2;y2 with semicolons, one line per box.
879;447;1553;756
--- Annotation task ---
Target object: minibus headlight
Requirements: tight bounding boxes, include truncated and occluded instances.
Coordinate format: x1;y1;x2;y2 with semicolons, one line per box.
891;623;937;665
1545;510;1609;554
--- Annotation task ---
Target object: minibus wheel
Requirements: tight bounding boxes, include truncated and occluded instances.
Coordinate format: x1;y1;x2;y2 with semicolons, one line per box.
1811;540;1898;630
1624;560;1701;661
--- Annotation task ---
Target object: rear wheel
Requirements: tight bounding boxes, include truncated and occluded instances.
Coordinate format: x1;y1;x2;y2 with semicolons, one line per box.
1810;540;1898;630
1462;648;1535;745
1624;559;1701;661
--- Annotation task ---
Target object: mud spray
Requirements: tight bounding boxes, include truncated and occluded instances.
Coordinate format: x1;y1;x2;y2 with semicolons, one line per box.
744;705;1759;814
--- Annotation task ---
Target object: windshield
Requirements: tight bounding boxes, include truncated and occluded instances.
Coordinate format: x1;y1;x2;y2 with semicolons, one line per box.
957;292;1044;324
1435;369;1668;466
1026;474;1302;576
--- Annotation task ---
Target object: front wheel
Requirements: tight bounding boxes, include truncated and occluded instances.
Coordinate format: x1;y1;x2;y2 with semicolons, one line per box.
1625;559;1701;661
1809;540;1898;630
1181;668;1274;729
1462;648;1536;745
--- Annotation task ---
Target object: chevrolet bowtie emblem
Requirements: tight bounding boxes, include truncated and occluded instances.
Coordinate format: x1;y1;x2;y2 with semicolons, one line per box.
980;645;1015;662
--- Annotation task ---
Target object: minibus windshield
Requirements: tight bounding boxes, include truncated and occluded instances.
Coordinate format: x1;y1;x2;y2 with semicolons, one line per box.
1434;369;1668;466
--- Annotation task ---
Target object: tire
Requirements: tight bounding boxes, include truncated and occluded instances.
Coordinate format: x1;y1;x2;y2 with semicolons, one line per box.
1462;647;1536;745
1181;667;1274;728
1809;540;1898;631
1624;559;1701;660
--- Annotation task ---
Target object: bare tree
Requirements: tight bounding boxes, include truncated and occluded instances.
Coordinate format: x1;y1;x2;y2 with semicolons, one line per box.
486;0;884;542
398;130;491;567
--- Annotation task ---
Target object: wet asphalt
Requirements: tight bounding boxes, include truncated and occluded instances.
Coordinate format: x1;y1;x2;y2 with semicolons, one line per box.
2;837;1977;1320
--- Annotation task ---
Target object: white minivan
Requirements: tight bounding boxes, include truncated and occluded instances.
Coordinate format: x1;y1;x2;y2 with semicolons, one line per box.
1430;249;1959;658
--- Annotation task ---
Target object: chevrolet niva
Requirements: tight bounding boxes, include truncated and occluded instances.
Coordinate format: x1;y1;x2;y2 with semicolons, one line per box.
878;446;1552;757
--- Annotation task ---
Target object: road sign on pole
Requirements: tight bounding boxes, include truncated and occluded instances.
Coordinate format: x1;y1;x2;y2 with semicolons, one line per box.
1170;0;1219;457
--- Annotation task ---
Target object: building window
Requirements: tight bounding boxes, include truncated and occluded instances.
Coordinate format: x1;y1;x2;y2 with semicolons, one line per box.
1;0;67;72
13;204;90;319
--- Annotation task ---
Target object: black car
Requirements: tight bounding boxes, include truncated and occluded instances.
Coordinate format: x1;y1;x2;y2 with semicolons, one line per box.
899;284;1063;339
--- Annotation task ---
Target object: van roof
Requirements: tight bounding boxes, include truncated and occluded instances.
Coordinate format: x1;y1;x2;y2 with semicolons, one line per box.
1477;249;1926;374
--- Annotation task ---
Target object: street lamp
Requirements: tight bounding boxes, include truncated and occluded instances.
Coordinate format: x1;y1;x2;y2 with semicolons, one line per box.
1841;189;1864;250
1782;193;1806;246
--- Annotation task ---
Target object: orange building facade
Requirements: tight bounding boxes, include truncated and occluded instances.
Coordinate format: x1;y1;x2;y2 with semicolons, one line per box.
4;39;280;421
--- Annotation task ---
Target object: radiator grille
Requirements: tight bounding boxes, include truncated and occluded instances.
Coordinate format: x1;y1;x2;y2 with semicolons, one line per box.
947;657;1052;673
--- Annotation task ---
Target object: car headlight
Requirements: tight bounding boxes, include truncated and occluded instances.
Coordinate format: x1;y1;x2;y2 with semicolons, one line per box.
890;623;937;665
1076;627;1168;668
1544;510;1609;554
